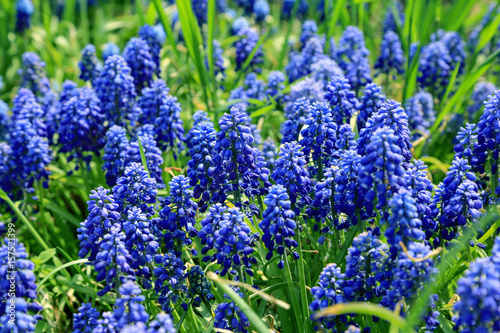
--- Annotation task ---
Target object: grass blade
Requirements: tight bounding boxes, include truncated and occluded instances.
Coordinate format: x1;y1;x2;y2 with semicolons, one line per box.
137;135;151;178
37;258;88;289
152;0;181;67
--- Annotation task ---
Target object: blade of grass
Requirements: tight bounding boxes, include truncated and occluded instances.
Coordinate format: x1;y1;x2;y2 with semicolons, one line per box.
278;0;301;70
152;0;181;68
442;0;475;31
437;62;461;112
469;3;500;70
137;135;151;178
37;259;88;289
135;0;146;26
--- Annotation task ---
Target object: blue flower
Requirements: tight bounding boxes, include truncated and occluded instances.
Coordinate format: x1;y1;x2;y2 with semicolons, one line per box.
385;190;426;257
404;160;435;240
94;55;140;127
229;72;267;108
381;242;438;310
58;87;105;165
468;82;496;121
123;207;159;287
211;207;258;276
282;0;308;20
158;176;198;252
15;0;34;33
259;185;299;268
185;265;214;306
309;263;345;330
336;124;357;153
113;280;149;329
431;157;482;246
415;91;435;124
310;58;344;86
404;94;430;139
287;37;326;83
147;313;176;333
299;101;337;178
94;224;134;296
153;251;187;312
309;165;339;237
335;26;370;71
375;31;405;77
345;51;372;91
212;107;270;204
300;20;318;47
0;101;9;140
136;124;156;138
113;162;158;217
324;76;359;125
344;231;389;302
198;203;227;255
154;93;185;157
262;138;277;172
102;125;130;186
11;88;46;138
383;1;404;32
186;110;211;144
285;77;325;114
358;127;407;216
18;52;51;98
357;99;413;164
0;298;41;333
128;134;164;187
266;70;285;98
253;0;269;22
454;123;478;164
77;187;121;261
79;44;102;83
73;303;100;333
102;42;121;62
418;42;452;95
206;39;226;80
0;143;12;193
192;0;208;24
122;37;157;92
454;256;500;332
137;79;170;125
357;83;386;131
281;97;311;144
186;121;219;212
437;30;467;74
231;17;250;35
235;27;263;73
214;290;250;333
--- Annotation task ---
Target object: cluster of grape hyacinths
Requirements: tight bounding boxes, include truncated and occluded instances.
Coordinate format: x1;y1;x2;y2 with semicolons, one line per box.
310;58;344;86
468;81;496;121
138;24;165;74
153;92;185;157
431;157;482;247
285;77;325;113
15;0;34;33
229;72;267;109
309;165;339;238
122;37;157;92
454;124;478;164
375;31;405;77
73;303;100;333
94;55;139;127
58;87;105;165
334;149;363;227
357;83;386;130
453;237;500;332
159;176;198;252
404;93;430;139
259;185;299;269
286;37;326;83
281;97;311;143
11;88;46;138
299;20;319;47
212;107;270;204
324;76;359;125
266;70;285;98
214;289;250;333
358;127;406;217
0;239;43;331
79;44;101;83
357;99;413;164
235;27;263;73
299;101;337;179
335;26;370;71
345;51;372;91
184;265;214;307
434;30;467;74
417;41;452;95
102;125;130;186
153;251;187;311
127;134;164;187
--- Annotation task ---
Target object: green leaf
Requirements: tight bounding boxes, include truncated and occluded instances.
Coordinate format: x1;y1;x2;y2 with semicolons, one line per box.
437;61;461;112
152;0;181;67
37;248;57;264
442;0;475;31
137;135;151;178
37;259;88;290
249;104;275;118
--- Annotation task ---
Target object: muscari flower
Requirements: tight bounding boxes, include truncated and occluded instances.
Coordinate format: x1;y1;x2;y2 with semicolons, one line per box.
192;0;208;24
282;0;308;20
357;99;413;165
261;138;277;172
436;30;467;74
235;27;263;73
375;31;405;77
102;125;130;186
335;124;357;153
102;42;121;62
58;87;105;165
299;101;337;178
357;83;386;131
300;20;319;47
454;123;478;164
153;251;187;312
0;298;41;333
158;175;198;253
18;52;51;98
266;70;285;98
214;289;250;333
229;72;267;109
113;280;149;330
284;77;325;114
259;185;299;269
94;55;140;127
206;39;226;80
345;51;372;91
122;37;157;93
231;17;250;35
417;41;452;95
77;187;121;261
11;88;46;138
136;79;170;125
185;265;214;307
198;203;227;255
404;93;430;139
253;0;269;22
79;44;102;83
281;97;311;144
186;110;211;145
147;313;176;333
0;101;9;140
357;127;406;217
127;134;164;187
324;76;359;125
94;223;134;296
287;37;326;83
335;26;370;71
154;93;185;158
468;81;496;121
383;1;404;32
310;58;344;86
73;303;100;333
15;0;34;33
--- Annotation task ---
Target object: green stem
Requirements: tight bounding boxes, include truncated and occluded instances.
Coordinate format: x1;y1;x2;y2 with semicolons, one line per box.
296;231;311;333
283;253;304;331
